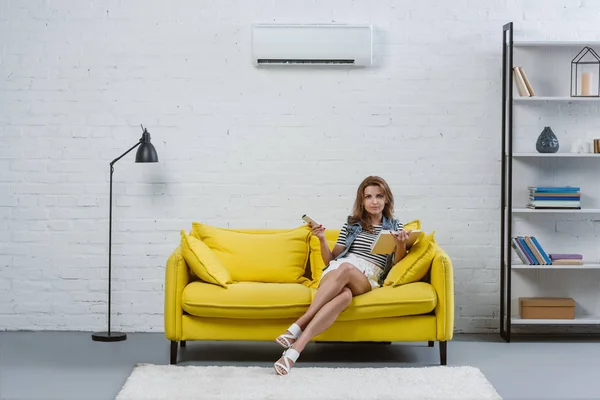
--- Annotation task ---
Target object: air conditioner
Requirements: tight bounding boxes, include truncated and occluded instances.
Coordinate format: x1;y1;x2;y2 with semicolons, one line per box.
251;24;373;67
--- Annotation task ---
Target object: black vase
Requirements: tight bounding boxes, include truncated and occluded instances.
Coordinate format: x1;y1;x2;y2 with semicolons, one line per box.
536;126;559;153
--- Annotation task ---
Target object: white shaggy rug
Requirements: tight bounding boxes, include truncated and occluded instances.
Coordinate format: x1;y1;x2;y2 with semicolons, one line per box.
116;364;502;400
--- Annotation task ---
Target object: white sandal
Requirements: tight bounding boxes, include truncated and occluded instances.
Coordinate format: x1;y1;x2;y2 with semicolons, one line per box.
275;323;302;349
274;348;300;376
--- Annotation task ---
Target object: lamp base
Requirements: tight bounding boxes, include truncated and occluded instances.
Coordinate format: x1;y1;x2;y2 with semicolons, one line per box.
91;331;127;342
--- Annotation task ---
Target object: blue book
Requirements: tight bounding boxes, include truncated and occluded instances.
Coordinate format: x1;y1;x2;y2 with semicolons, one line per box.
529;186;580;192
516;238;534;264
531;236;552;265
531;196;580;201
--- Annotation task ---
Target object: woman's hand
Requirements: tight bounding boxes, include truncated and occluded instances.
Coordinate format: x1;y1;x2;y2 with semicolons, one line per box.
392;229;412;249
309;223;326;241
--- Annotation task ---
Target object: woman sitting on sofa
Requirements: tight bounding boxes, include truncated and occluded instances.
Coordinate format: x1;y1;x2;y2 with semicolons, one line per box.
274;175;411;376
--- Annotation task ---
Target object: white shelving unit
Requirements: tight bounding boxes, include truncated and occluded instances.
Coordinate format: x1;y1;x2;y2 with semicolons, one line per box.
501;23;600;341
513;153;600;158
512;316;600;325
514;96;600;102
514;41;600;47
512;263;600;269
512;208;600;214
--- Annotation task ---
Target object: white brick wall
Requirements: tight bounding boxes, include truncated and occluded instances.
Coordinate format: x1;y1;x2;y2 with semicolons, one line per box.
2;0;600;333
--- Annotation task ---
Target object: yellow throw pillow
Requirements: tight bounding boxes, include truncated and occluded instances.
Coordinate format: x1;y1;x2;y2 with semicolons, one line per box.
191;223;311;284
180;230;232;288
404;219;421;231
384;231;436;286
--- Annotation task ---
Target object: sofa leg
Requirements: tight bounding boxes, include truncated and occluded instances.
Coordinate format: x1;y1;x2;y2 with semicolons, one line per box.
439;341;447;365
180;340;186;348
170;341;178;365
428;341;434;347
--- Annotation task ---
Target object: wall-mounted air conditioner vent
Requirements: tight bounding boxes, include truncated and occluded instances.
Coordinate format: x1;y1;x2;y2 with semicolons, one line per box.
251;24;373;67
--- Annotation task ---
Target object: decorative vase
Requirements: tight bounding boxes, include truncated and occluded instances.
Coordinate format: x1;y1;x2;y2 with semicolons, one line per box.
536;126;559;153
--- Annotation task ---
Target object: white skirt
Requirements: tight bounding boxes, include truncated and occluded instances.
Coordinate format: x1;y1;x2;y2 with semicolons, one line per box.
321;253;383;290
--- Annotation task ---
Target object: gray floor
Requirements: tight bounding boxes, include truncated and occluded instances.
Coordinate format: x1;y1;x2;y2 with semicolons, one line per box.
1;332;599;400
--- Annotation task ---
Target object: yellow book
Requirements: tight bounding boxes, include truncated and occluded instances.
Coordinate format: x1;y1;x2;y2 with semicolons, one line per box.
370;230;421;255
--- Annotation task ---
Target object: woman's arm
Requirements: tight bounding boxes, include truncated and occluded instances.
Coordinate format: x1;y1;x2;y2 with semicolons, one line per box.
312;221;348;266
392;221;409;262
394;242;407;263
320;241;345;266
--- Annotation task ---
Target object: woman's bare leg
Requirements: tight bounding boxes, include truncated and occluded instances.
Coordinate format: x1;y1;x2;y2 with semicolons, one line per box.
274;270;372;374
293;287;353;352
295;263;371;329
276;263;372;347
274;288;353;375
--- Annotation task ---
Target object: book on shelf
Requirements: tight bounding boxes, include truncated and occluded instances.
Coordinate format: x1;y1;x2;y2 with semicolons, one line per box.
518;66;535;96
552;259;584;265
549;253;584;265
510;236;552;265
549;253;583;260
511;237;531;264
527;186;581;209
513;66;535;97
512;243;587;266
527;186;580;193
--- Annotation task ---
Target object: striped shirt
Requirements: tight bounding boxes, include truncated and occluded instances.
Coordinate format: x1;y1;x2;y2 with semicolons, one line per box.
335;220;404;268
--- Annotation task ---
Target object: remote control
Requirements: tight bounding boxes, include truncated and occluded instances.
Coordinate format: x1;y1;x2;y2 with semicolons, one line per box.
302;214;320;227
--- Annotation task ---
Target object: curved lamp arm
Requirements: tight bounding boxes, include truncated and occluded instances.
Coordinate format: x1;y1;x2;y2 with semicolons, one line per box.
110;141;141;167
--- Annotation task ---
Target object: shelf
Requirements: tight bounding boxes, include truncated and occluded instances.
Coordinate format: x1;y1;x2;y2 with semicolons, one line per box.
514;96;600;102
512;263;600;269
512;153;600;158
512;208;600;214
513;41;600;47
501;25;600;340
512;315;600;325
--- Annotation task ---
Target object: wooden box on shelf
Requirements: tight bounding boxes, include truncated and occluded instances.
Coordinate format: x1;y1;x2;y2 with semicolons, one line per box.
519;297;576;319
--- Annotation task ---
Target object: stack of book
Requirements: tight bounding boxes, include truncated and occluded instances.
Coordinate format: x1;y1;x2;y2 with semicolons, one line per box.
549;254;584;265
511;236;551;265
527;186;581;209
513;66;535;97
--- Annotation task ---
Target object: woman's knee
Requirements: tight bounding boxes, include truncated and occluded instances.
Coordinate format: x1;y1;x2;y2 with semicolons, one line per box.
335;263;356;281
339;287;353;307
340;286;352;299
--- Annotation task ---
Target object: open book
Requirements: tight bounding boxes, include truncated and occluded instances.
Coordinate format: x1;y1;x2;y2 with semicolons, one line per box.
370;230;421;255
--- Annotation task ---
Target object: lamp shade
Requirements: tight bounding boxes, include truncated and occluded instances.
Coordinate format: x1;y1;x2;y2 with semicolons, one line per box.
135;128;158;163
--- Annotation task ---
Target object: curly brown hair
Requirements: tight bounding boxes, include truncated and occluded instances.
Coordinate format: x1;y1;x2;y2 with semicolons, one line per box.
348;176;395;232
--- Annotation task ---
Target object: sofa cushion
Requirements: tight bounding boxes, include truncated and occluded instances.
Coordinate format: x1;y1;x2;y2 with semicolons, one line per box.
337;281;437;321
182;281;313;319
191;223;311;285
181;280;436;321
180;230;232;288
308;219;422;286
384;231;436;286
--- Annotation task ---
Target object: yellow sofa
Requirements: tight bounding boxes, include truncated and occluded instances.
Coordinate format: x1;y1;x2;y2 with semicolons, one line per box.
164;222;454;365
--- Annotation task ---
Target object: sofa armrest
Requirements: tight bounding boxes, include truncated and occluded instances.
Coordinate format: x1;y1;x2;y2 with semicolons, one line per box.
164;246;190;341
430;246;454;341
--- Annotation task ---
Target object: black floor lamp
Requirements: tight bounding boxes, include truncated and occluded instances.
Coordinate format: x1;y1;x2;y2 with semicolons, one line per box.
92;125;159;342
